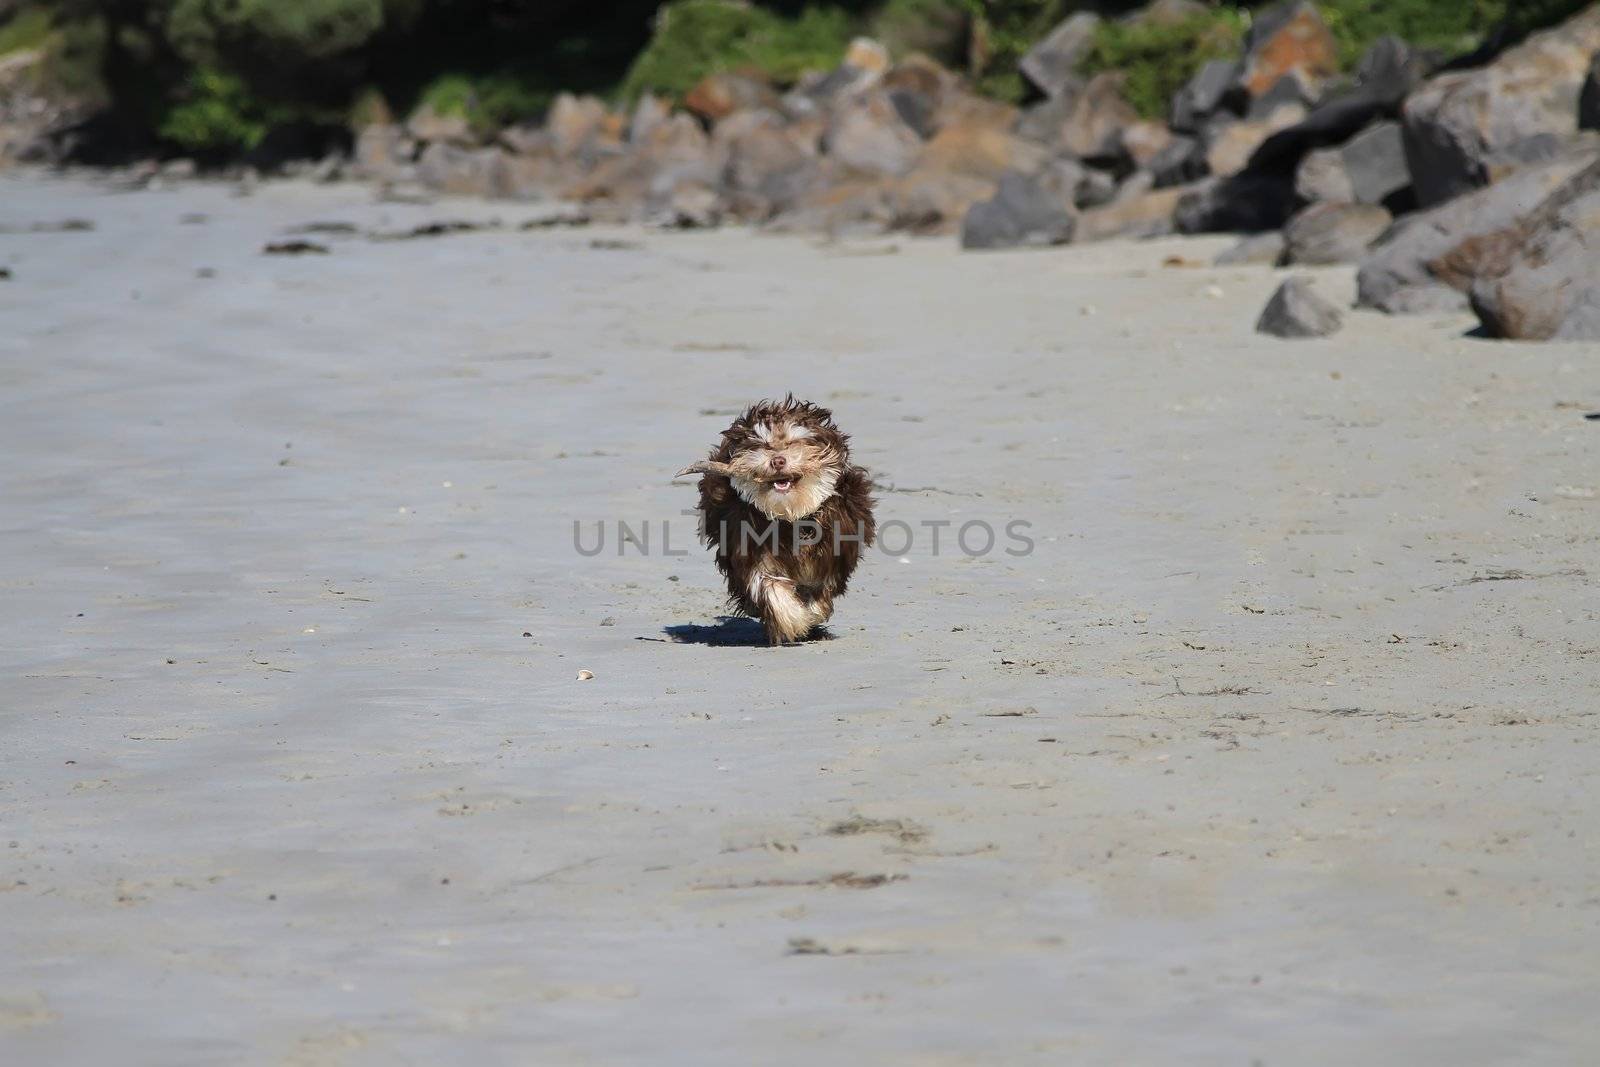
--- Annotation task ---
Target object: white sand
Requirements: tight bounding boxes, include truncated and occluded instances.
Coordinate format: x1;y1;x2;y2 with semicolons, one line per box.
2;171;1598;1065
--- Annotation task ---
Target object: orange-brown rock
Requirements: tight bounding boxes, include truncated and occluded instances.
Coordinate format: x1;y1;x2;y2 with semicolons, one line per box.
684;72;779;123
1240;2;1338;98
916;122;1046;182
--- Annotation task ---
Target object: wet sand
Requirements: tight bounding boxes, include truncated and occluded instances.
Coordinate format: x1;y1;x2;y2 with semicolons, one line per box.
2;171;1598;1065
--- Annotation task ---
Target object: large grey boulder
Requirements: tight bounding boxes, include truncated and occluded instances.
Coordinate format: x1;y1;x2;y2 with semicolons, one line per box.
1282;201;1392;265
1468;159;1600;340
1256;276;1343;337
1059;72;1141;161
1295;121;1410;207
1294;144;1352;203
960;171;1076;250
416;143;513;198
1340;120;1411;206
1355;150;1598;313
1020;13;1101;100
1402;6;1600;207
1171;58;1242;134
822;90;923;177
1149;134;1205;187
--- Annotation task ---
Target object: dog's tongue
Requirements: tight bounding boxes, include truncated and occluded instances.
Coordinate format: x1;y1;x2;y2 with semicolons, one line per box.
773;478;793;491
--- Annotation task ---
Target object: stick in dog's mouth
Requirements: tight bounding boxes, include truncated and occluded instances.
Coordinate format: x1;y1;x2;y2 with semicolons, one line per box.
675;460;735;479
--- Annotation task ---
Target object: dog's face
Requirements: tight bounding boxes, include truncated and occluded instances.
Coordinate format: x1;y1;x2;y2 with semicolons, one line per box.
719;399;848;521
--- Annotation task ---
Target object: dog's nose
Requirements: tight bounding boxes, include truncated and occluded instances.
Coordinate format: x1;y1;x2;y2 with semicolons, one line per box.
770;455;787;471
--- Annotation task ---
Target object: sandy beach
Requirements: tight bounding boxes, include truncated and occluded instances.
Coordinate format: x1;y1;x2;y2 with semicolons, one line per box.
2;170;1598;1064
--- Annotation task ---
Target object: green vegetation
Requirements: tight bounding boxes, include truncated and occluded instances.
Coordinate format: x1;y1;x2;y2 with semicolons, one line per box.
1081;8;1247;119
158;67;281;153
1317;0;1502;66
620;0;858;98
0;0;1595;161
0;6;53;56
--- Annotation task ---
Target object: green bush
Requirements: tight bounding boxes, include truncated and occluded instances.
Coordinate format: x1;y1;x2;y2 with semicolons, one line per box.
1317;0;1500;66
158;67;282;152
165;0;387;65
965;0;1071;102
620;0;857;99
413;70;554;133
0;7;54;56
1081;8;1246;119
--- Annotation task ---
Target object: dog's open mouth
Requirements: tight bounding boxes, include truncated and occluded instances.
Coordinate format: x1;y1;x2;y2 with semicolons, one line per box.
770;478;795;493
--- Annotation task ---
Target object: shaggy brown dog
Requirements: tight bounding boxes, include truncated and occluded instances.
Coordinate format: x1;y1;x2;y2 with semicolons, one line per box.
677;397;876;645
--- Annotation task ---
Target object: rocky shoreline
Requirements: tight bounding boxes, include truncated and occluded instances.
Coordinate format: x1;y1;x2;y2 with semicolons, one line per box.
8;1;1600;340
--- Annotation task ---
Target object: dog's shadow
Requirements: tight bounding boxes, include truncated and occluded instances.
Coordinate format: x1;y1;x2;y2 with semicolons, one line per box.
651;616;833;647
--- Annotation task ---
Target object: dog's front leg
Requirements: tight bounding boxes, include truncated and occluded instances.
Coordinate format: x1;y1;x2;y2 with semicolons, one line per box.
750;571;812;645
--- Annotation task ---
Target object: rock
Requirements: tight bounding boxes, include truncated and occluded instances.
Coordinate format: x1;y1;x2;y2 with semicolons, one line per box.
547;93;613;161
960;171;1075;250
717;110;818;212
1076;182;1194;242
1468;159;1600;340
1016;88;1083;146
1120;120;1175;170
1338;120;1411;206
883;54;955;99
1205;105;1305;178
1402;6;1600;207
1247;70;1318;120
1282;201;1392;265
567;113;712;212
350;124;412;181
1060;72;1141;161
1174;172;1297;233
1295;120;1409;207
823;91;923;177
935;90;1018;134
628;94;670;143
1214;230;1286;265
649;181;723;229
766;173;896;237
785;54;883;120
1020;12;1101;99
497;123;552;157
887;87;938;139
1112;168;1155;204
1148;134;1205;187
891;168;997;234
1582;51;1600;131
917;121;1046;182
1295;144;1352;203
685;72;779;123
405;102;473;146
1356;150;1599;313
1171;59;1243;135
416;143;514;198
1256;276;1343;337
1355;36;1433;106
1238;2;1338;100
844;37;892;76
1030;154;1102;211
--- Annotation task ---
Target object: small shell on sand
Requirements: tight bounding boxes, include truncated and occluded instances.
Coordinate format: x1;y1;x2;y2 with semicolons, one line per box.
576;669;595;681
